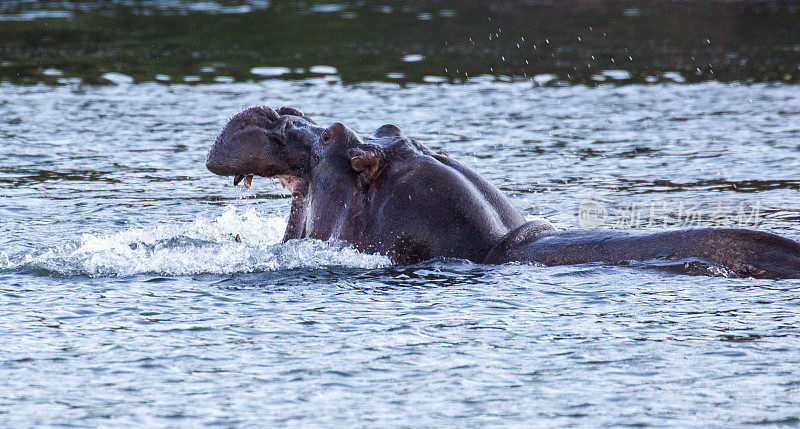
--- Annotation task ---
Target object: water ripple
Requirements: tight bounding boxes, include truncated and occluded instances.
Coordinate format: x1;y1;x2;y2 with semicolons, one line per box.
1;79;799;426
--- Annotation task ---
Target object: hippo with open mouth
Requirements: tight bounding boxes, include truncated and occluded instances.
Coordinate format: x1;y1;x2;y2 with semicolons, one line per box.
206;106;800;279
207;106;527;263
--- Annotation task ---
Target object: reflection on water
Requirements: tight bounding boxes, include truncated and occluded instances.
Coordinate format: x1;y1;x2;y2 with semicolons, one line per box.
1;0;799;84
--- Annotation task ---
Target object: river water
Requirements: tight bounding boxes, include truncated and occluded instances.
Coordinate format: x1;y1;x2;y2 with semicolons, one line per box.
2;1;800;427
1;79;799;427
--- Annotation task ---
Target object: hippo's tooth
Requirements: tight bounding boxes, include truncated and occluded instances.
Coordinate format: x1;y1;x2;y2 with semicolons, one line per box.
243;175;253;189
280;178;286;189
233;174;245;186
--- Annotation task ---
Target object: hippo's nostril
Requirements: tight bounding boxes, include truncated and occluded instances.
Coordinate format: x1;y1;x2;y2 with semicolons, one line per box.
264;106;280;122
272;116;293;133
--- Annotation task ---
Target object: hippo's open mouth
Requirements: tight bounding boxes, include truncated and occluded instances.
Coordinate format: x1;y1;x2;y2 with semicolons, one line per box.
229;172;310;242
207;106;322;242
226;172;310;242
274;175;305;193
232;174;252;188
232;174;303;193
207;106;321;181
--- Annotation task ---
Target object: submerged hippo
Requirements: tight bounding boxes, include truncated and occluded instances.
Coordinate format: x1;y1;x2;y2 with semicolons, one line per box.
206;106;800;279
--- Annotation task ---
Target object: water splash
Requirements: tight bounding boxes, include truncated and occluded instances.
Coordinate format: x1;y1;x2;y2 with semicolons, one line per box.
4;206;390;277
0;251;9;269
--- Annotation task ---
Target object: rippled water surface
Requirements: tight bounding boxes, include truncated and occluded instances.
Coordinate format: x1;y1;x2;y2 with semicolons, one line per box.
2;79;800;426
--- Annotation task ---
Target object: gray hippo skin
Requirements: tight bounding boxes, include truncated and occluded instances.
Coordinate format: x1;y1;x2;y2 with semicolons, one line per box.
207;106;800;279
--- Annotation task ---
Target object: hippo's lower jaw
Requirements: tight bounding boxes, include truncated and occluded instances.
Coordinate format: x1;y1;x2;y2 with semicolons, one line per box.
232;173;309;242
229;172;308;242
273;175;305;194
277;175;309;243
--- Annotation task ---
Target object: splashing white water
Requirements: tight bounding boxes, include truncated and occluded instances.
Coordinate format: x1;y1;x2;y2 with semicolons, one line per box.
6;206;390;277
0;251;9;269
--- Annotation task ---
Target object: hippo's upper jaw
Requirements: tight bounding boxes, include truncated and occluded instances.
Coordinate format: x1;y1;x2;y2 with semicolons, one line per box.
206;106;322;192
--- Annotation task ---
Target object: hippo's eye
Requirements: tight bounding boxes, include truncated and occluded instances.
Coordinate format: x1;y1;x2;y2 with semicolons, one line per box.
320;129;332;145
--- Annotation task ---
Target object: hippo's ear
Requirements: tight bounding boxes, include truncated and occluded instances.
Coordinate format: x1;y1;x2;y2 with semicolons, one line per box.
276;106;304;117
348;147;382;181
373;124;404;138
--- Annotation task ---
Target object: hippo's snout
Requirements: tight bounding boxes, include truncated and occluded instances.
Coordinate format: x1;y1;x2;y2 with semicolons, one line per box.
207;106;322;187
206;127;268;177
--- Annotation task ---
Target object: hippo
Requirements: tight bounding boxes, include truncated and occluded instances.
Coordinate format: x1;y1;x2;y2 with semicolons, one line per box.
206;106;527;263
206;106;800;279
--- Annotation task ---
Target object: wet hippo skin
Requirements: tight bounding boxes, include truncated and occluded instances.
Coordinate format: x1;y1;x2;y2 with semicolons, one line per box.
207;106;800;279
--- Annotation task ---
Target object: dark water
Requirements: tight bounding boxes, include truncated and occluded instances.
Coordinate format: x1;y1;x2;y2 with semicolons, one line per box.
2;1;800;427
2;0;800;85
